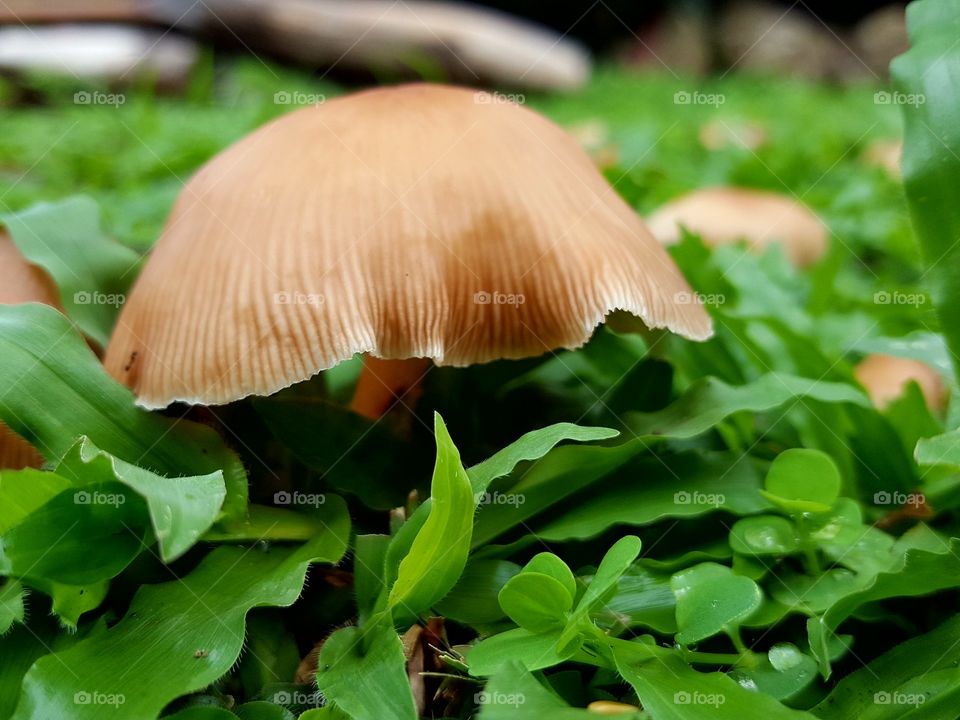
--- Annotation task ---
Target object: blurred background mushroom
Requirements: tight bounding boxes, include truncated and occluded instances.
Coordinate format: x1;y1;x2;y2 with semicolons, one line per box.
103;84;712;418
647;186;829;268
854;353;947;412
0;230;61;469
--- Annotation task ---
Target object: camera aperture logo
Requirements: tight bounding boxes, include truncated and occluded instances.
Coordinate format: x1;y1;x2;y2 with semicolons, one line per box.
874;691;926;707
272;690;322;707
674;90;725;107
74;91;125;107
274;490;326;507
274;291;324;307
873;490;925;508
874;90;925;107
674;290;725;307
74;290;125;308
74;490;126;507
674;690;726;707
274;91;326;106
473;290;525;308
473;91;525;105
475;691;525;708
74;691;125;708
475;490;525;508
674;490;725;508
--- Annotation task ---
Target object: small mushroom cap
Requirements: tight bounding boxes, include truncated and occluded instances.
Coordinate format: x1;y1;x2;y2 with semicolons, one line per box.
105;84;711;409
0;230;59;469
647;186;828;267
854;353;946;412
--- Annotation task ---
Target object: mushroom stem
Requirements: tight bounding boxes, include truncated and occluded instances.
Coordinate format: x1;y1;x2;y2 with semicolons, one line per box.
350;356;432;420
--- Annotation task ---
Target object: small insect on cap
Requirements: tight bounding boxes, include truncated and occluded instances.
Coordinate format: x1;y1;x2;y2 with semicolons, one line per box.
0;230;61;468
648;186;828;268
105;84;712;410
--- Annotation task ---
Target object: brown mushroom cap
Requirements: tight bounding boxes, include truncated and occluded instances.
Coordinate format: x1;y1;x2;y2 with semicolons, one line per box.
647;186;828;268
854;353;947;412
104;84;711;409
0;230;61;469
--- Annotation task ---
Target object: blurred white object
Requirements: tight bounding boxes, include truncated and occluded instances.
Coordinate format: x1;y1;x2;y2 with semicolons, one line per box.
0;0;591;91
0;24;197;85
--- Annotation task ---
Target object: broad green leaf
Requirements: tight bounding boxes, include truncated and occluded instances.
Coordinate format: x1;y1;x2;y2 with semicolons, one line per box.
603;567;677;634
1;196;141;347
0;581;25;634
671;563;761;645
236;702;295;720
468;628;574;676
58;437;226;562
434;559;520;625
762;449;841;514
623;373;869;439
891;0;960;383
388;413;473;619
611;640;814;719
354;534;390;624
316;611;416;720
498;573;572;633
814;613;960;719
385;423;621;573
472;442;641;546
10;497;349;720
467;423;619;493
235;615;301;700
915;428;960;468
574;536;642;616
477;662;595;719
165;709;238;720
0;469;70;534
557;536;641;655
731;643;818;702
255;394;421;509
809;538;960;678
0;482;149;585
730;516;800;556
0;304;248;520
535;452;767;542
522;553;577;601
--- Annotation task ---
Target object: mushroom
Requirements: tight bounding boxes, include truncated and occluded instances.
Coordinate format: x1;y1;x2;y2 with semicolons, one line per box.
854;353;946;412
861;139;902;179
698;119;767;152
104;84;712;418
647;186;828;268
0;229;61;468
